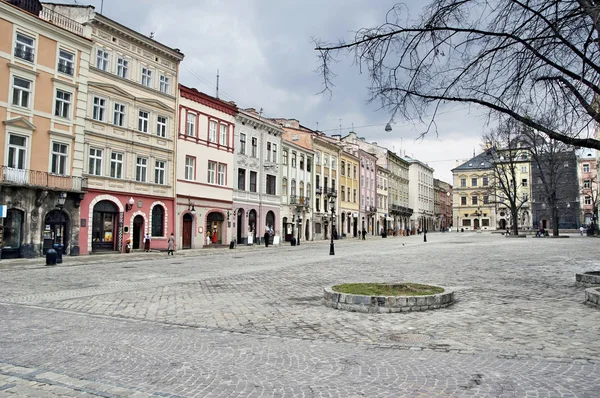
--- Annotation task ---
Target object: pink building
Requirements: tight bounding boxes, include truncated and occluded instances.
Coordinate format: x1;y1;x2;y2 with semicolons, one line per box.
577;148;598;226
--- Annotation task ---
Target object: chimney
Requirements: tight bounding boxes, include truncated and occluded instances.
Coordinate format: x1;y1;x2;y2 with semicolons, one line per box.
7;0;42;15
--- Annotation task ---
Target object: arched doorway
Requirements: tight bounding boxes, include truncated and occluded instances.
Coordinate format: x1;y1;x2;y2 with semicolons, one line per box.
207;212;225;244
43;210;69;254
132;215;144;249
266;211;275;232
237;209;244;244
182;213;193;249
248;210;257;243
92;200;119;252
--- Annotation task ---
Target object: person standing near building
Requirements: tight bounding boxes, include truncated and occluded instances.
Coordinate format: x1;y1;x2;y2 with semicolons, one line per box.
143;233;151;252
167;233;175;255
362;228;367;240
424;228;427;243
264;229;270;247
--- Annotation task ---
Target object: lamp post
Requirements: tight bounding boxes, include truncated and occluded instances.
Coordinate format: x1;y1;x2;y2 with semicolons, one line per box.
56;192;67;210
126;197;134;212
329;195;336;255
296;207;301;246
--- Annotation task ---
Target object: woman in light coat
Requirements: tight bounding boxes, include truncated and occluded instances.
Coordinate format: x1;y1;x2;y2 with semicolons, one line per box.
167;233;175;255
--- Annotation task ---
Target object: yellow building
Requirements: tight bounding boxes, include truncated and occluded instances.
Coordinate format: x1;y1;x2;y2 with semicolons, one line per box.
494;149;532;230
313;135;340;240
0;0;92;258
339;149;359;237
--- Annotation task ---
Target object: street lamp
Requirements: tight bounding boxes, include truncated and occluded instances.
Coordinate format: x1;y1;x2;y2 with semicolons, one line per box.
296;207;301;246
126;197;134;212
329;195;336;255
56;192;67;210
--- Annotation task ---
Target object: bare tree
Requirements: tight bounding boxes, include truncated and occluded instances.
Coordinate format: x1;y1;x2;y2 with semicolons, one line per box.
483;119;529;235
315;1;600;149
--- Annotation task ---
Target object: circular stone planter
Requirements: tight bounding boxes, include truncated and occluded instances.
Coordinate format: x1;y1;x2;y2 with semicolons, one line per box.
576;271;600;284
584;287;600;309
323;284;454;313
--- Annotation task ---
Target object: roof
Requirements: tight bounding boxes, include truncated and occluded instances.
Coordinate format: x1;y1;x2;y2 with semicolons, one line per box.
452;151;494;172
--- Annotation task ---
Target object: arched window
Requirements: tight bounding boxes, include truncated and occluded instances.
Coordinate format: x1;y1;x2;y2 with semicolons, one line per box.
282;178;288;195
151;205;165;236
299;181;304;197
306;183;311;199
291;179;296;196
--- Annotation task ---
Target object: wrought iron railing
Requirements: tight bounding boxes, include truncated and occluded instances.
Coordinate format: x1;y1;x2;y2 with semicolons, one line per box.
290;195;311;208
39;6;83;36
14;47;34;62
58;63;74;75
0;166;87;191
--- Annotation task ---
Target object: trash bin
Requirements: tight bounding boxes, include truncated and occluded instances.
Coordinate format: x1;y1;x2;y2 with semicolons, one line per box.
46;248;57;266
54;244;63;264
291;237;296;246
229;240;235;249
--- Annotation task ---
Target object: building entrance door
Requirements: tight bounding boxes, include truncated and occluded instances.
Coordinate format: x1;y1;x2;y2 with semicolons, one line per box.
182;213;193;249
236;209;244;244
43;210;68;254
474;218;480;229
132;215;144;249
92;200;119;252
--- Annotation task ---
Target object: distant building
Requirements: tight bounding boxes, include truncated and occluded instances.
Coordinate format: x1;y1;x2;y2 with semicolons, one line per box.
576;148;598;225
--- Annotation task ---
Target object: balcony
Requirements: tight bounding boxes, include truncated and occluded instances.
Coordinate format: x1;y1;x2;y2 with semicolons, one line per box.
57;62;74;76
290;195;311;208
326;187;337;197
316;186;323;195
366;206;378;213
0;166;88;192
7;0;42;15
14;47;34;62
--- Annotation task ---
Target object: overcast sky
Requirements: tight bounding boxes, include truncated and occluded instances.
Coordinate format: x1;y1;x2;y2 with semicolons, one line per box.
65;0;487;183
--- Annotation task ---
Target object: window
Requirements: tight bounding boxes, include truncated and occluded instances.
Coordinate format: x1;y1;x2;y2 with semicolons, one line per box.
522;193;528;202
471;177;478;187
482;219;490;227
266;175;276;195
238;168;246;190
155;160;165;184
307;158;312;172
315;153;320;164
272;144;277;162
462;219;472;227
110;152;123;178
96;49;109;71
499;193;505;202
240;134;246;154
266;142;271;162
113;103;126;126
217;163;226;186
316;198;321;212
332;157;337;170
58;49;74;75
483;195;489;204
141;67;152;87
184;156;195;180
116;57;128;78
51;142;68;175
306;183;311;199
482;176;489;186
361;195;365;207
353;165;357;179
156;116;167;138
347;163;351;177
521;166;528;173
522;179;528;187
353;189;357;203
12;77;31;108
249;171;257;192
341;186;346;201
472;196;479;205
15;33;34;62
251;137;257;157
207;161;216;184
7;135;27;170
583;164;590;173
220;124;227;145
292;153;297;167
585;196;592;205
138;110;149;132
92;97;106;121
460;178;466;188
584;180;591;189
341;161;345;175
281;177;287;195
159;75;170;94
54;90;71;118
461;196;467;205
209;121;217;143
324;155;328;166
151;205;165;237
300;155;304;170
186;113;196;136
136;157;147;182
88;148;103;176
291;179;297;196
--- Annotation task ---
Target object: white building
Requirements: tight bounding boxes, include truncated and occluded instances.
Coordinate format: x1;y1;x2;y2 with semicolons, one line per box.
406;157;435;231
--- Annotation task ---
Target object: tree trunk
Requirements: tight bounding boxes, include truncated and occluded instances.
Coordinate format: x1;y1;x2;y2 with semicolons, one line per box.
510;205;519;236
551;206;560;236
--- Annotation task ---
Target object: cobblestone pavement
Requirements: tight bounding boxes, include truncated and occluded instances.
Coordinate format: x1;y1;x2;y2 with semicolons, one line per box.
0;233;599;397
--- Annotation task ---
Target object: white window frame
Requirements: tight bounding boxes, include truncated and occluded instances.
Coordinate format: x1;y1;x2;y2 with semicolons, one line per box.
12;76;32;108
50;142;69;175
209;120;217;143
58;49;75;76
88;147;103;176
208;161;216;184
156;116;167;138
135;157;148;182
239;133;246;154
14;32;35;62
159;75;170;94
186;112;196;136
92;96;106;121
141;66;153;88
138;110;149;133
6;134;28;171
113;103;126;127
96;48;109;71
583;164;590;173
185;156;195;180
110;151;123;179
585;196;592;205
54;89;72;119
154;160;166;184
217;163;226;186
116;56;128;79
219;123;227;145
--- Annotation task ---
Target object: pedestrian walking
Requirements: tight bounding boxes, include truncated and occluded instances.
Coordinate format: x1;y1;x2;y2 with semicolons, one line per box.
143;232;151;252
362;228;367;240
167;233;175;255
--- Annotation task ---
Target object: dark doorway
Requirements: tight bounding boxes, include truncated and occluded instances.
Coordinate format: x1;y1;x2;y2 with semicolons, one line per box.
237;209;244;244
207;212;225;244
353;217;358;237
43;210;68;254
499;219;507;230
92;200;119;252
266;210;275;232
182;213;193;249
474;218;480;230
133;215;144;249
542;219;548;229
248;210;257;243
2;209;24;259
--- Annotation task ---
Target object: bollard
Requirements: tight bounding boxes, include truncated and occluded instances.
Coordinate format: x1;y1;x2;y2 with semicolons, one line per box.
291;237;296;246
46;248;57;266
229;240;235;249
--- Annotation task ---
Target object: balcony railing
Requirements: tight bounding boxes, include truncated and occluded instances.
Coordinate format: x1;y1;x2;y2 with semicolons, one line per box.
7;0;42;15
39;6;84;36
316;186;323;195
58;62;74;76
14;47;34;62
0;166;88;192
290;195;311;208
326;187;337;197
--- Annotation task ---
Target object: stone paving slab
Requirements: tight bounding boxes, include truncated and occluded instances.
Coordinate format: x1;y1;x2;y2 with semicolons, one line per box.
0;233;599;396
